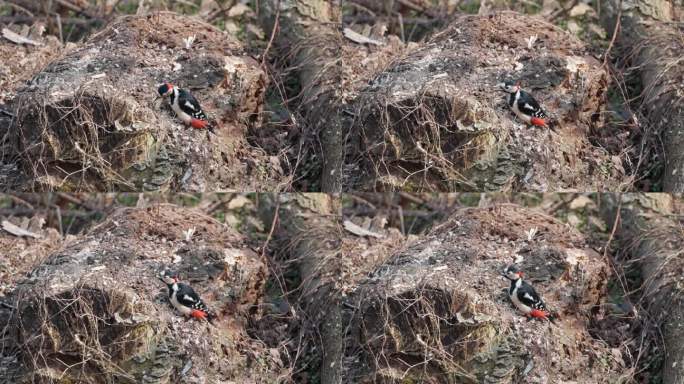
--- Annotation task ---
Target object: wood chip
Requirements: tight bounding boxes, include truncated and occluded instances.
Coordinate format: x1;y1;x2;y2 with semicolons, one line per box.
181;359;193;376
343;28;383;46
343;220;384;238
2;28;41;46
1;220;41;238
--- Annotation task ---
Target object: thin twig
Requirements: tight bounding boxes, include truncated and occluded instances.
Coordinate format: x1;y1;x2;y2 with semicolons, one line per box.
602;0;622;68
261;0;281;69
261;196;280;259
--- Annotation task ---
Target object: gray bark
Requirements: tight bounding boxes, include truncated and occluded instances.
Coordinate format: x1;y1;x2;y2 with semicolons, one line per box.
258;193;346;383
600;0;684;191
599;193;684;384
259;1;346;192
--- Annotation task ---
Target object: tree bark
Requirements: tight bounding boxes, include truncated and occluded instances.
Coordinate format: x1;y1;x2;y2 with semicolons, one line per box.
599;193;684;384
259;1;346;192
600;0;684;191
258;193;345;383
257;194;406;383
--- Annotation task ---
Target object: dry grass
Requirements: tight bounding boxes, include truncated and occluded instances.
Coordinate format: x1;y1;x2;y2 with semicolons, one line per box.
7;281;151;382
13;86;147;191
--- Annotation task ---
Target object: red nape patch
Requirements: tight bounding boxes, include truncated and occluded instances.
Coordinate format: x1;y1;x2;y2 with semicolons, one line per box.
530;309;549;319
190;119;209;129
531;117;547;127
191;309;207;319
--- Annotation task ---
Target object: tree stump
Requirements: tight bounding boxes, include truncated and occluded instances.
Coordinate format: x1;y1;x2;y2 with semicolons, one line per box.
4;205;281;383
9;13;280;192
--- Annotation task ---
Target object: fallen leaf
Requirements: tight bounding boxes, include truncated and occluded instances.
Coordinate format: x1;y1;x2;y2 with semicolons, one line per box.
2;28;41;46
343;220;384;238
569;3;595;17
228;3;253;18
224;20;241;35
228;195;252;209
1;220;41;239
567;20;582;35
343;28;384;46
246;24;265;40
569;195;594;210
588;23;607;39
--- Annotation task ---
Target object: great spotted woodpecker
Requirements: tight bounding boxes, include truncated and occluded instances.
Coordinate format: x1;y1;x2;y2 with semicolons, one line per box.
502;265;556;322
159;272;215;321
157;83;213;132
497;81;550;128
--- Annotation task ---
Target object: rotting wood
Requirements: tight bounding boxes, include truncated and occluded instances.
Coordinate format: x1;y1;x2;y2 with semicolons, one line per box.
3;205;280;384
8;13;280;192
345;12;622;191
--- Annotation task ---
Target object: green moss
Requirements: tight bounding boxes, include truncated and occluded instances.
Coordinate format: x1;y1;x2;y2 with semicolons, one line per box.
116;1;140;15
458;193;483;207
0;5;12;16
459;0;481;14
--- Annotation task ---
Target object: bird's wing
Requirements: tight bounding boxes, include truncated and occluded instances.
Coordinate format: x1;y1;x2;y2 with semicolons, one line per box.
176;283;202;307
177;89;206;118
516;282;544;307
516;92;545;117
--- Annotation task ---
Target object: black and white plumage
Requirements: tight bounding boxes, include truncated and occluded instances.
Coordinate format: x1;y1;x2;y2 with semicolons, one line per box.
497;81;550;128
160;272;215;321
502;265;555;321
157;83;213;131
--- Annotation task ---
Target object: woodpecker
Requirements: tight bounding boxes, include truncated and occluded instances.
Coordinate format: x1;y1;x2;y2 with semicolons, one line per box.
502;265;556;321
497;81;551;128
157;83;213;132
159;272;215;321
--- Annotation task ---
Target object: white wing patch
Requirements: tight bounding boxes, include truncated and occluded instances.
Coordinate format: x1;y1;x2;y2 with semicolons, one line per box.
184;100;197;111
523;292;535;301
523;103;535;112
183;294;196;302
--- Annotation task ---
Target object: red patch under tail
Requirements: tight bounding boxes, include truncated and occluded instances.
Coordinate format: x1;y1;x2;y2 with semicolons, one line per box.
190;118;209;130
191;309;207;319
529;309;549;319
531;117;547;127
